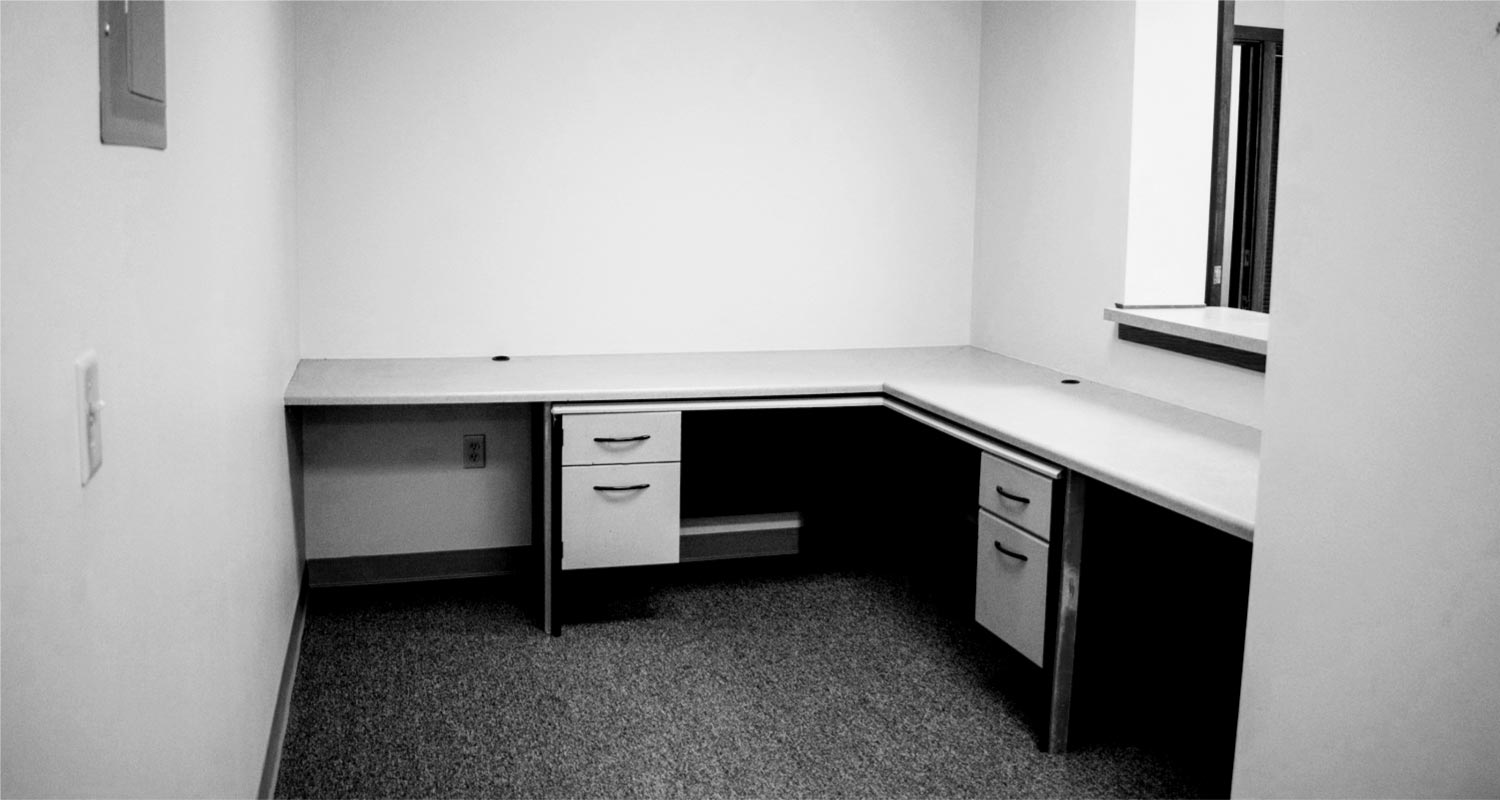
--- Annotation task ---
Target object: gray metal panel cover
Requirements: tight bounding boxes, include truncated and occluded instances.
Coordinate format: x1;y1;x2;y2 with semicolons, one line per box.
99;0;165;149
126;0;165;101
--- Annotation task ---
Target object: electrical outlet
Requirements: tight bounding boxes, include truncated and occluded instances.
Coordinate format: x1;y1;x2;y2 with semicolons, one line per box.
463;434;486;469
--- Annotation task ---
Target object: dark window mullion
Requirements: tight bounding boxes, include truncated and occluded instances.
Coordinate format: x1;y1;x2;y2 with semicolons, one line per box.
1247;38;1279;313
1263;44;1283;312
1228;42;1261;310
1204;0;1236;307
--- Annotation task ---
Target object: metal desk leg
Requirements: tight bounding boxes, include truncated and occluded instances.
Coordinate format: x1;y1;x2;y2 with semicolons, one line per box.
1044;470;1086;752
538;402;561;636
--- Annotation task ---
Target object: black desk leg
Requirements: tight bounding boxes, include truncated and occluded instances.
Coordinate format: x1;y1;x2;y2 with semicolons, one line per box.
1044;470;1086;752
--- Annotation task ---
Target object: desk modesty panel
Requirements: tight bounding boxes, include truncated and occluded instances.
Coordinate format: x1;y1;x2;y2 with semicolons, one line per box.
285;347;1259;541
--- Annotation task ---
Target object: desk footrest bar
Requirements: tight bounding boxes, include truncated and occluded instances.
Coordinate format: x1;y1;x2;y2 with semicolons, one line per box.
680;512;802;563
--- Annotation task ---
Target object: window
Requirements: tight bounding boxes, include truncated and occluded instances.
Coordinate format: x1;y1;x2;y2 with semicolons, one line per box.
1207;17;1282;313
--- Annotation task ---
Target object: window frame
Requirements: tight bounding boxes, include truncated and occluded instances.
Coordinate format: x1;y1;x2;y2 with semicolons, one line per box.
1206;4;1283;313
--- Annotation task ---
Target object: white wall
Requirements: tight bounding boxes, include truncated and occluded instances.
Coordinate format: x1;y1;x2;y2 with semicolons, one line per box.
971;1;1264;427
1120;0;1218;306
295;1;980;359
1234;0;1285;30
1234;2;1500;796
301;406;531;558
1;3;301;797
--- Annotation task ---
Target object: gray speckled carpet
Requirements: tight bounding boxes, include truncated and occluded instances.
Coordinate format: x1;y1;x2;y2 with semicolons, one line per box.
275;564;1210;799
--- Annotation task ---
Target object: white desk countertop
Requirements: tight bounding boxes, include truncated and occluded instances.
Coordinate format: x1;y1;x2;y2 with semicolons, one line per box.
285;346;1258;541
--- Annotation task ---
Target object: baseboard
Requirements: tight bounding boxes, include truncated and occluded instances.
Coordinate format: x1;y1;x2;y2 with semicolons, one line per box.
306;545;530;588
259;572;308;800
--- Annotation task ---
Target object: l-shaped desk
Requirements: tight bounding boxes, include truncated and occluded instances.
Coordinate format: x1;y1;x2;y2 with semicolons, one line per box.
284;345;1258;754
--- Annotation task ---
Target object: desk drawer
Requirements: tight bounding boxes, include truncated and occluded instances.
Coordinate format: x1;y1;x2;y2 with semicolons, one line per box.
562;412;682;466
975;507;1049;666
561;462;681;570
977;451;1056;540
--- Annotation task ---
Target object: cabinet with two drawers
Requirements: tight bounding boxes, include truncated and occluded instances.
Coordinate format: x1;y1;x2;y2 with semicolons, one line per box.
974;449;1061;666
560;411;681;571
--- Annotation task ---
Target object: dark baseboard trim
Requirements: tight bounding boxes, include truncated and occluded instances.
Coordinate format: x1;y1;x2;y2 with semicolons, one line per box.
306;546;530;588
1118;324;1266;372
259;570;307;799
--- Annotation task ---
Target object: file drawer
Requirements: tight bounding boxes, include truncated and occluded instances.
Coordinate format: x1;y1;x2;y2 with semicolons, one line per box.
975;507;1049;666
977;450;1057;540
561;462;681;570
562;411;682;466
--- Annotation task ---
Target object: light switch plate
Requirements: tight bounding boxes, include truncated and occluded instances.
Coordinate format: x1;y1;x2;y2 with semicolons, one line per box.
76;351;103;485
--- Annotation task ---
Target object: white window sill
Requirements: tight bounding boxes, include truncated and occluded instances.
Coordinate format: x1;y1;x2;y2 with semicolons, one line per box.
1104;306;1268;369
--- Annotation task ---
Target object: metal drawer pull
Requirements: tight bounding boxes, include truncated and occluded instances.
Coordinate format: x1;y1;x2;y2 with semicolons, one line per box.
995;485;1031;504
593;483;650;492
994;541;1029;561
594;435;651;443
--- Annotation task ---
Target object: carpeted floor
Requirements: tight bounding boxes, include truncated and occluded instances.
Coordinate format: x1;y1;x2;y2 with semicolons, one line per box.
275;563;1211;799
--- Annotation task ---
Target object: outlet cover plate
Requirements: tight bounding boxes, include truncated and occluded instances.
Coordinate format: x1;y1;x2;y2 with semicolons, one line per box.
463;434;485;469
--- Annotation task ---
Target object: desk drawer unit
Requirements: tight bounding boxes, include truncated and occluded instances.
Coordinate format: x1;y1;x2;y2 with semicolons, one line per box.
977;450;1056;539
560;410;684;571
562;411;682;466
975;508;1050;666
560;462;681;570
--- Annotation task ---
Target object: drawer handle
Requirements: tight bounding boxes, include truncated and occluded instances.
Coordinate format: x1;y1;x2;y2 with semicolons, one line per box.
994;541;1029;562
995;485;1031;504
594;483;650;492
594;435;651;443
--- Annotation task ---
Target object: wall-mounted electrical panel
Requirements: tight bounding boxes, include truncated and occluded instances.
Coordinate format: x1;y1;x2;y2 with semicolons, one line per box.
99;0;166;149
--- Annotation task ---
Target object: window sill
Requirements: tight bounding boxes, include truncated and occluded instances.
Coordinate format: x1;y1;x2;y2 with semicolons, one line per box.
1103;306;1268;371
